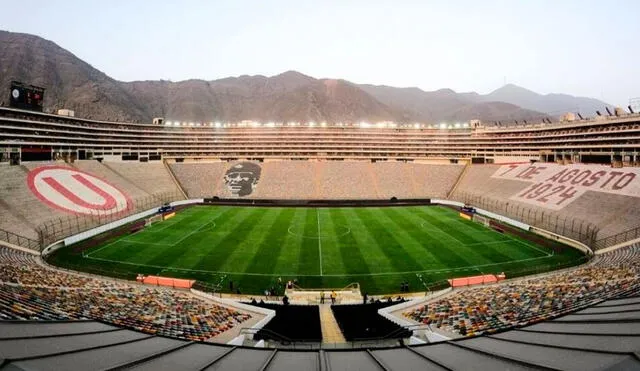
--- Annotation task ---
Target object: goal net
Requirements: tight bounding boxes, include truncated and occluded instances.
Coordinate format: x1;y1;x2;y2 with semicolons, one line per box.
145;214;163;227
472;214;490;227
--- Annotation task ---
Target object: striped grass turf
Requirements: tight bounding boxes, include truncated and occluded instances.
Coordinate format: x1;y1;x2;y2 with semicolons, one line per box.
54;205;584;295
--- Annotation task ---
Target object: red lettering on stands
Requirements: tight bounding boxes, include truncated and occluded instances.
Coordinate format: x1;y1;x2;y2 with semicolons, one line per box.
600;171;623;189
546;169;566;182
538;185;566;203
559;169;580;183
571;170;592;185
527;183;552;199
557;187;578;205
519;183;542;198
583;171;606;187
524;166;545;179
499;164;520;176
613;173;636;190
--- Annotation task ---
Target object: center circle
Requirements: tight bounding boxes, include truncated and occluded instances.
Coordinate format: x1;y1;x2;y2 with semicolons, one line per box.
287;225;351;239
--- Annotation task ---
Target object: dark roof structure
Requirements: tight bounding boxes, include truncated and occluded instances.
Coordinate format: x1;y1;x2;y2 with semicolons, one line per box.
2;295;640;371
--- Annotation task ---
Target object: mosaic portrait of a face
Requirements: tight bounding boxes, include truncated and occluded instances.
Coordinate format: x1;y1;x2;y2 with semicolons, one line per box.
223;162;261;197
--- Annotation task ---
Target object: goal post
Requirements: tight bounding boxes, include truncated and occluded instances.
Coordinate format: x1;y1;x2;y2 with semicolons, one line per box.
472;214;490;227
145;214;163;227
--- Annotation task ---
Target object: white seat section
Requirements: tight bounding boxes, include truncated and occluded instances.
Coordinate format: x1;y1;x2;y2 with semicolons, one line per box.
0;161;184;245
168;161;464;200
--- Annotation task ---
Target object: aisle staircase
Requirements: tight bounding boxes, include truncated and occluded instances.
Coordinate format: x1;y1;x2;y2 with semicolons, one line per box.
447;161;470;198
163;160;188;199
319;304;346;343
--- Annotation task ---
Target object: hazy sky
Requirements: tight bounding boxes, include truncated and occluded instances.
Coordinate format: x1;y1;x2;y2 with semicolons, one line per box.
2;0;638;105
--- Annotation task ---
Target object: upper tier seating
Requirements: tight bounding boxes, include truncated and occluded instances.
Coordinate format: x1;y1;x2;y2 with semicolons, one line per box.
0;246;251;340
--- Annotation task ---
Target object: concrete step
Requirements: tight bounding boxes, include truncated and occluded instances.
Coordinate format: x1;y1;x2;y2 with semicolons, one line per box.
319;304;346;344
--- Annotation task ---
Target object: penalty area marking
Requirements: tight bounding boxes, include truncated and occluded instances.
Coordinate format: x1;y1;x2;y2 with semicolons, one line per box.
420;221;553;257
85;210;226;258
83;253;559;278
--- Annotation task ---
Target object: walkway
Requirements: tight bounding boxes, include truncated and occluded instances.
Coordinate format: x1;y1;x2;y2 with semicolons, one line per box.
319;304;346;343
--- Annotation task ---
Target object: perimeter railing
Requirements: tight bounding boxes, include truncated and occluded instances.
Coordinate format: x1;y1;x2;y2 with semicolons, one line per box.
36;190;184;249
594;225;640;250
0;228;40;251
453;191;599;248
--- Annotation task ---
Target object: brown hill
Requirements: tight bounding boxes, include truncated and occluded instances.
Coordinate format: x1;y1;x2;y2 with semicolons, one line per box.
0;30;148;122
1;30;562;124
358;84;545;123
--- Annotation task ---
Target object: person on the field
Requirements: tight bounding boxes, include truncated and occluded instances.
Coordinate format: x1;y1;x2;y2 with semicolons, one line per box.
330;291;337;304
320;291;325;304
223;162;261;197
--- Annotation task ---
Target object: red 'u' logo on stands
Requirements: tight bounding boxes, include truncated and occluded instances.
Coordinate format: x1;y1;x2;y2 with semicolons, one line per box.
27;166;133;216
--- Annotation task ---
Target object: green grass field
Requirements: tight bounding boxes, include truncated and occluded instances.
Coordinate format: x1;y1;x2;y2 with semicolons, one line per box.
51;205;585;295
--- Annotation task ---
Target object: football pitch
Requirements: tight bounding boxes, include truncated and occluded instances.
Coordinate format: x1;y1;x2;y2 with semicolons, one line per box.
54;205;584;295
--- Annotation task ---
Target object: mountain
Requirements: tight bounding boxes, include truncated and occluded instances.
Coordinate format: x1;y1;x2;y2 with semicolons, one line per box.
0;30;149;122
358;84;544;123
481;84;612;116
0;30;607;124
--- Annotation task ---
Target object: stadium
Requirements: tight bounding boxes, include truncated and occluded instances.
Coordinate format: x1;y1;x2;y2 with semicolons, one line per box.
2;99;640;369
2;5;640;367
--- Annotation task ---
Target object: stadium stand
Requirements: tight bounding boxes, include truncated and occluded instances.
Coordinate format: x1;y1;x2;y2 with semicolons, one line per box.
255;161;317;199
167;161;463;200
0;246;252;340
0;164;66;240
451;164;640;245
331;302;412;341
104;161;181;196
71;160;151;200
409;163;464;199
169;162;228;198
403;244;640;337
0;161;184;247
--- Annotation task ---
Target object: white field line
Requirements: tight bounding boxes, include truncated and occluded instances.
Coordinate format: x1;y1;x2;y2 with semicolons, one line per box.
317;208;323;276
502;233;554;257
120;239;173;246
421;220;553;257
84;253;557;277
146;208;201;233
169;209;229;246
84;239;122;258
87;208;226;258
86;207;556;276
